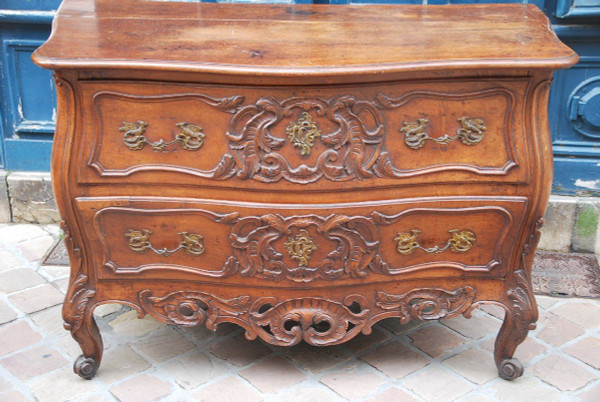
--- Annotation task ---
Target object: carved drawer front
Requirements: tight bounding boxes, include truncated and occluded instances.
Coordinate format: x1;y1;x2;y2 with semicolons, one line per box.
77;197;527;284
77;78;530;189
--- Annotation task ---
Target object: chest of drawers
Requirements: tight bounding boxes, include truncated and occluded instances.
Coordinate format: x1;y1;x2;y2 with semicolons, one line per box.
33;0;577;381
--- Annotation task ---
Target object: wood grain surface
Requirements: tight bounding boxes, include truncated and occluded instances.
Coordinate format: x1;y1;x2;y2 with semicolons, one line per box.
33;1;577;81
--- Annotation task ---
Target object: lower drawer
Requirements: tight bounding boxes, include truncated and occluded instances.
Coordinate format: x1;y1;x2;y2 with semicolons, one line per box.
77;197;527;285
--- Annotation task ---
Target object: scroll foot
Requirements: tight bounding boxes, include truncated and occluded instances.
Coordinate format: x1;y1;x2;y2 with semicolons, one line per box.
74;355;99;380
498;358;524;381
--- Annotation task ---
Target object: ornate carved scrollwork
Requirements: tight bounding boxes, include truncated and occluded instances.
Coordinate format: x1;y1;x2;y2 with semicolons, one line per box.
121;121;205;151
375;287;476;323
400;117;486;150
229;213;379;282
63;273;96;334
139;286;476;347
393;228;476;255
61;222;102;380
226;95;385;183
495;217;543;381
139;290;250;327
125;229;205;257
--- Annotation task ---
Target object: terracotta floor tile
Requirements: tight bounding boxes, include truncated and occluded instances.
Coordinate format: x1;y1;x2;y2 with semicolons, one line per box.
109;374;171;402
360;341;429;379
162;350;228;390
443;348;497;384
564;337;600;370
551;301;600;329
7;284;64;314
0;268;45;294
209;333;271;367
535;312;585;346
408;324;467;358
402;365;473;402
192;376;262;402
365;387;420;402
441;313;501;340
0;321;41;356
530;354;597;391
0;346;68;380
239;356;306;394
320;361;386;400
285;343;351;373
489;374;561;401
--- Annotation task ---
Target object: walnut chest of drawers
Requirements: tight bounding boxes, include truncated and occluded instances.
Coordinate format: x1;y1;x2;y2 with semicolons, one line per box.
33;0;577;381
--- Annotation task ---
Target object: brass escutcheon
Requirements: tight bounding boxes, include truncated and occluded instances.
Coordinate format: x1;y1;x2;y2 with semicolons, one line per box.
284;229;318;267
286;112;322;156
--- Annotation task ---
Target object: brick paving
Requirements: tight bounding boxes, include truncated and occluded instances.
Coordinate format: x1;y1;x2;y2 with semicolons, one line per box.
0;223;599;402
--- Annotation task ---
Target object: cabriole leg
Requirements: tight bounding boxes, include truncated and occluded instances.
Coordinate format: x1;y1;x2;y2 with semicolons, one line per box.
63;273;103;380
494;269;538;380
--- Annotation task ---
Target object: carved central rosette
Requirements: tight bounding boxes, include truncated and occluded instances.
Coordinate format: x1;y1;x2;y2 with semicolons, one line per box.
229;214;379;282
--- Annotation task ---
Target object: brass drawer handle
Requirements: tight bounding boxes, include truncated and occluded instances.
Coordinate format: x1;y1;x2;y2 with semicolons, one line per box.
401;117;486;150
125;229;205;256
394;229;476;255
121;121;205;151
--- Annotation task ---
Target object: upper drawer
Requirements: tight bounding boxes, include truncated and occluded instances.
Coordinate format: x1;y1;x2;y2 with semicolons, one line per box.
76;79;531;190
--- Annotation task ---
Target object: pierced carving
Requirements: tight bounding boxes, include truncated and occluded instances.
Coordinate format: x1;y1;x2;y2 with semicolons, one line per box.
125;229;205;257
139;286;476;347
121;121;205;151
286;112;321;156
394;229;476;255
139;290;250;327
401;117;486;150
376;287;476;323
249;297;369;346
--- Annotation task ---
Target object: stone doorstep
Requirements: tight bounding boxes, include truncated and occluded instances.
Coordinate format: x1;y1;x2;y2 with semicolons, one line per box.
1;171;599;254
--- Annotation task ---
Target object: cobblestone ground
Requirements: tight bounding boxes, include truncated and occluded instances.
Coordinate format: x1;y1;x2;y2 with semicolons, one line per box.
0;223;599;402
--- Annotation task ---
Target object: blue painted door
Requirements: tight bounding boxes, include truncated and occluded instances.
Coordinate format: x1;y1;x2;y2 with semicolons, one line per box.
2;0;599;197
0;0;61;171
